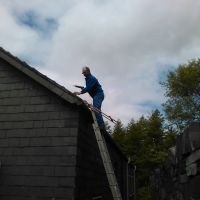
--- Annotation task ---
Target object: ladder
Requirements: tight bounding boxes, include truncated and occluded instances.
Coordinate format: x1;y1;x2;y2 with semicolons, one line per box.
91;111;123;200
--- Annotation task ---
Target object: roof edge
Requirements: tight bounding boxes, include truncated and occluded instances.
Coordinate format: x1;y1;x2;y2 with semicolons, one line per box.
0;47;83;106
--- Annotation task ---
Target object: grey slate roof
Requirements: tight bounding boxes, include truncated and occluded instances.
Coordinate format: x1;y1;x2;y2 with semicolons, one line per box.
0;47;84;107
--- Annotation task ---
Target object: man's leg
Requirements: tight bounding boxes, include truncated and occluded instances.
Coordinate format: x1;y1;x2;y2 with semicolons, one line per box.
93;94;104;128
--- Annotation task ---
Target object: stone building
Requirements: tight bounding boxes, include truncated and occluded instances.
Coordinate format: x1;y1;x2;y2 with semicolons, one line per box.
150;122;200;200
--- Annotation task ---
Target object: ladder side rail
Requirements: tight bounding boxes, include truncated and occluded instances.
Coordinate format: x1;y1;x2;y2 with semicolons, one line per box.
91;111;123;200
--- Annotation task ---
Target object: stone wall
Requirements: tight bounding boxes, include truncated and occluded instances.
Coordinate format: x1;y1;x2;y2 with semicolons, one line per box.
150;122;200;200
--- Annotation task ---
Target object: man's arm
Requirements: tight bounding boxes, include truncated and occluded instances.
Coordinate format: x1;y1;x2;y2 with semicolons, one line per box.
81;76;97;94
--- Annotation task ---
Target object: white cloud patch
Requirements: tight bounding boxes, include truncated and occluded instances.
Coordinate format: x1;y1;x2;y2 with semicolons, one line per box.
1;0;200;125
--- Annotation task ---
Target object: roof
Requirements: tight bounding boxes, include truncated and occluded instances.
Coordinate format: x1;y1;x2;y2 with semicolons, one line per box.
0;47;84;107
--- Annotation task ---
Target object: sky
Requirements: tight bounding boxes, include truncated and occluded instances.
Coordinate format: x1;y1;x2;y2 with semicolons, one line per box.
1;0;200;127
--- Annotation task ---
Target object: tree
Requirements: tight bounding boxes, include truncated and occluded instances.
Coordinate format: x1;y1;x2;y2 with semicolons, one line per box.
112;120;126;150
111;110;175;200
162;59;200;131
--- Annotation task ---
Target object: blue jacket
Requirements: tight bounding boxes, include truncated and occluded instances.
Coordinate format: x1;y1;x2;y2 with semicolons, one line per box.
81;74;104;97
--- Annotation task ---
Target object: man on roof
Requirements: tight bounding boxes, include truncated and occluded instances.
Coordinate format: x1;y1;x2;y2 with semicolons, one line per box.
74;66;105;129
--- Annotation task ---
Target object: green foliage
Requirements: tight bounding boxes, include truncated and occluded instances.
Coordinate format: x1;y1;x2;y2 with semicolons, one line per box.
111;110;176;200
161;59;200;131
112;120;125;150
138;186;151;200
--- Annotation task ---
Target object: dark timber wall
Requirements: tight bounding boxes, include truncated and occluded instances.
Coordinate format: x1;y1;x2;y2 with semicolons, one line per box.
75;111;113;200
75;109;133;200
0;59;79;200
104;133;129;200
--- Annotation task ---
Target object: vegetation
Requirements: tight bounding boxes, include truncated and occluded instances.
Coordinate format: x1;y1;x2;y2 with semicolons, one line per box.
161;59;200;131
112;110;175;200
111;59;200;199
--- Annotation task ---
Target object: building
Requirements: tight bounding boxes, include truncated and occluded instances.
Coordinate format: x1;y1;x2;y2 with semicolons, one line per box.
0;47;134;200
150;122;200;200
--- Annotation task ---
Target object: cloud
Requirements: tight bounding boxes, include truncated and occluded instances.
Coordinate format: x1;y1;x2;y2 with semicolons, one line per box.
1;0;200;125
15;10;58;37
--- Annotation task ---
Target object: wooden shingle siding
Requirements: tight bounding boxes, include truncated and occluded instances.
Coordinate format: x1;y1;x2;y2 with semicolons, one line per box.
75;111;113;200
104;133;128;200
0;59;78;199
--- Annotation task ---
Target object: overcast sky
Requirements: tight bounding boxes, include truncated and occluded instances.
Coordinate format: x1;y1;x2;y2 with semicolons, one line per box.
1;0;200;126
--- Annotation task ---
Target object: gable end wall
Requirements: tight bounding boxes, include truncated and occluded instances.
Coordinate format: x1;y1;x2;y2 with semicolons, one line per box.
0;59;79;200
